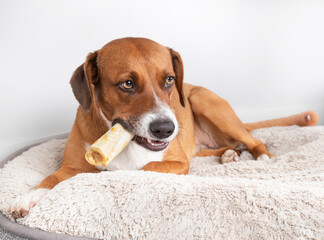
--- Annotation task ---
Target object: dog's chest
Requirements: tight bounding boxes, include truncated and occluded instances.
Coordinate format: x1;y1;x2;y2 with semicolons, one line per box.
96;142;165;171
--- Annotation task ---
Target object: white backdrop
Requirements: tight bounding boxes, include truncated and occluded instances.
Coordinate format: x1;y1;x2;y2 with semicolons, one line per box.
1;0;323;159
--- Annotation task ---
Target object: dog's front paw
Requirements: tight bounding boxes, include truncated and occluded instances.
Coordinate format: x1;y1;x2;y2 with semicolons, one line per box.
10;188;49;219
257;153;271;161
221;149;240;164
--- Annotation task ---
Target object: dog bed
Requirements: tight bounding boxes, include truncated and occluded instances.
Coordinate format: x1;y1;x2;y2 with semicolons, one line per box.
0;126;323;240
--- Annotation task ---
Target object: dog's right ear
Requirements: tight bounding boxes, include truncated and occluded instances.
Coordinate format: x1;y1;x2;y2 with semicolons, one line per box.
70;52;98;114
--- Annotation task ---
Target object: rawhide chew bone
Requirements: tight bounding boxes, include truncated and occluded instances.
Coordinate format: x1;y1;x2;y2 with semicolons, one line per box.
85;123;134;167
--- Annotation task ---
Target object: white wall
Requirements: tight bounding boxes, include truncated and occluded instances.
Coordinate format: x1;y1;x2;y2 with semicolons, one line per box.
1;0;323;159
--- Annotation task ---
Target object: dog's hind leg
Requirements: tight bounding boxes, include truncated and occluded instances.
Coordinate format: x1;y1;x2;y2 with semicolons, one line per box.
189;86;273;160
195;147;240;164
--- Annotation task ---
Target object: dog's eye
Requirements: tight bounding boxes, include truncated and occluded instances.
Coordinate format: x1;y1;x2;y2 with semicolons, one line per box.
123;80;134;89
120;80;134;92
165;76;175;87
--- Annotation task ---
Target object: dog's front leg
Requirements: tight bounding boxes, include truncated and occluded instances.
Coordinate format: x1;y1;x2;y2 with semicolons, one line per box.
10;167;82;219
142;161;189;175
142;139;190;175
11;133;99;219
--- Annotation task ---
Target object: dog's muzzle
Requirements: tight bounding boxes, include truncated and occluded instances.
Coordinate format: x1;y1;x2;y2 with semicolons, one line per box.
113;111;178;152
131;119;175;151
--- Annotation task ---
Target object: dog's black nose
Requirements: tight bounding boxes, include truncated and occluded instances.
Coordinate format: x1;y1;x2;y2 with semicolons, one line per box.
150;119;175;139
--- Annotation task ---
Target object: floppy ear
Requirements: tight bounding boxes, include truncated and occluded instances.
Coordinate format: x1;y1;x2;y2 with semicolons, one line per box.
70;52;98;113
169;49;186;107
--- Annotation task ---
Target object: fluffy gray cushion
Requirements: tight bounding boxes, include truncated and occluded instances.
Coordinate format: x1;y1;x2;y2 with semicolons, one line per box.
0;126;323;239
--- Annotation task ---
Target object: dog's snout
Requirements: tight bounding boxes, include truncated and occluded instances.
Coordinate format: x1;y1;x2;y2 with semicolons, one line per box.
150;119;175;139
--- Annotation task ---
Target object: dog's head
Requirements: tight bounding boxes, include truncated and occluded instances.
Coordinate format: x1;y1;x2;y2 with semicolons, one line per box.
70;38;185;151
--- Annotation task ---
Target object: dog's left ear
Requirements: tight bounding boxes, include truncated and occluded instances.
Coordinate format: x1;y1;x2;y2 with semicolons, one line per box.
169;49;186;107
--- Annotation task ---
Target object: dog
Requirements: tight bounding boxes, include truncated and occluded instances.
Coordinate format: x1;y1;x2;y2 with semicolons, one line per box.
11;37;318;218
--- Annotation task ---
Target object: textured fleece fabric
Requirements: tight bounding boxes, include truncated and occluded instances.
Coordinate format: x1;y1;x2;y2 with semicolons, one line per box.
0;126;323;239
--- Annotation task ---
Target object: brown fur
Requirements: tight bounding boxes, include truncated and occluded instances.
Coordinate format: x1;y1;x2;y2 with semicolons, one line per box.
36;37;318;190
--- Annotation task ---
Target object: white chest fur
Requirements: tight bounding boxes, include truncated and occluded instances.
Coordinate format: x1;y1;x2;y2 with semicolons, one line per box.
96;141;165;171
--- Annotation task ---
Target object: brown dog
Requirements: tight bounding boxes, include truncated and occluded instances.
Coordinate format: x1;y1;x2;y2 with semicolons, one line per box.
11;37;318;218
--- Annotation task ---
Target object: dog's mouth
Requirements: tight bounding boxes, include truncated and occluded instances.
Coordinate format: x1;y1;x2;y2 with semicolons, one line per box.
133;135;169;151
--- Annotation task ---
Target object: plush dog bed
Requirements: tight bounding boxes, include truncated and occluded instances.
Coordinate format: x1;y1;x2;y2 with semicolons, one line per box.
0;126;323;240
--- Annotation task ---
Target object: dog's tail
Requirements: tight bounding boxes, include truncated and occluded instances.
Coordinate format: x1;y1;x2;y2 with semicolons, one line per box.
244;111;319;131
